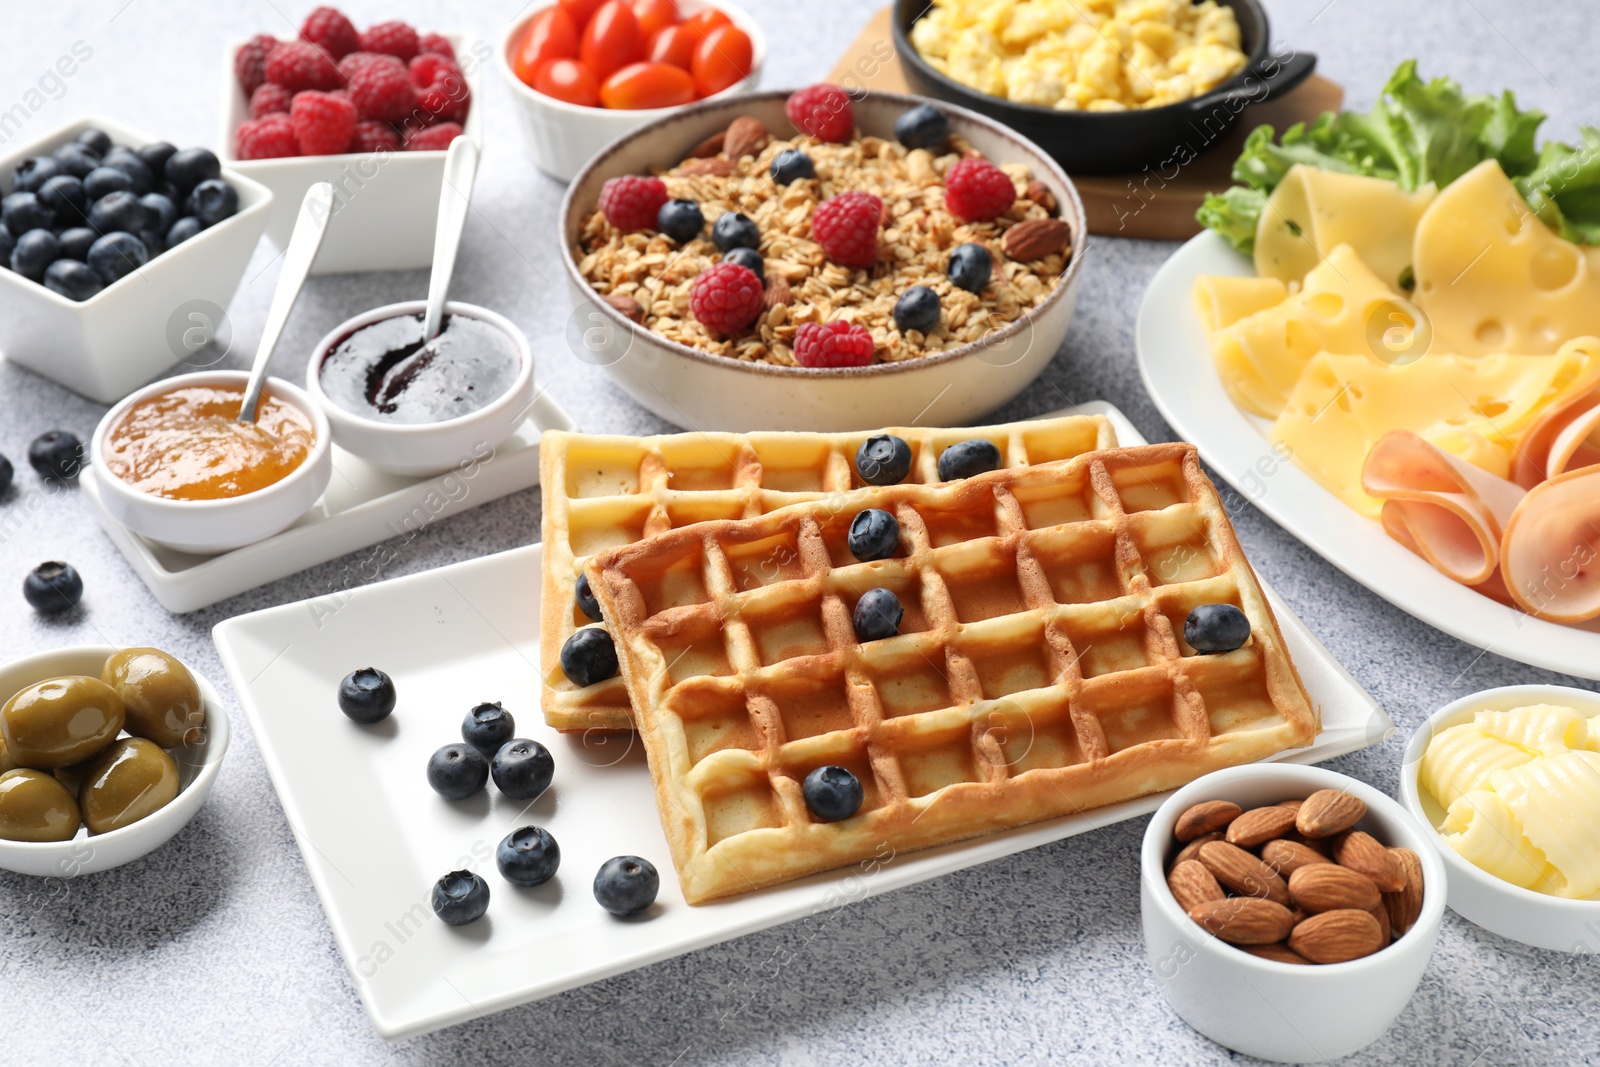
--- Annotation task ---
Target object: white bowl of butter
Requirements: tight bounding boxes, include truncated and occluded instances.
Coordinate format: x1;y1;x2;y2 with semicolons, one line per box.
1400;684;1600;953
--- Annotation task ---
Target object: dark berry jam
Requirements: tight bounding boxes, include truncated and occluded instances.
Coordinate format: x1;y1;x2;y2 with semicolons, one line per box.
319;312;519;425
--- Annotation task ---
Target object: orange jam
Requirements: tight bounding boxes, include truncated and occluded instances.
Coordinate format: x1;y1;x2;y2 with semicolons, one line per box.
104;385;315;501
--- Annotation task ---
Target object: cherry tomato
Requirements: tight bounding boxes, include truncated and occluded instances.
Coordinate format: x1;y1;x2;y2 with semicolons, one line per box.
633;0;678;38
558;0;607;29
691;24;752;97
513;7;580;84
600;61;696;109
683;7;731;36
533;57;602;106
646;24;698;69
579;0;645;80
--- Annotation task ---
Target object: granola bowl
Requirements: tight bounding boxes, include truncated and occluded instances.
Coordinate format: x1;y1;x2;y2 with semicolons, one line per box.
560;89;1085;433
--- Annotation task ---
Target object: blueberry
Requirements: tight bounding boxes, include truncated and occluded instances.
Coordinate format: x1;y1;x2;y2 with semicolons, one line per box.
462;700;515;754
100;148;154;195
431;870;490;925
13;156;61;193
83;166;134;201
560;627;618;687
721;246;763;279
51;143;99;179
947;242;992;293
56;227;96;261
23;561;82;614
28;430;83;483
75;128;111;156
139;190;178;231
87;191;148;235
575;572;603;622
892;285;940;334
166;216;203;248
894;103;950;150
802;765;863;821
712;211;759;252
656;198;704;243
497;826;560;887
593;856;659;917
187;179;238;228
1184;603;1252;654
852;588;902;642
337;667;396;724
491;739;554;800
0;455;11;495
138;229;166;256
847;508;899;561
37;175;86;223
0;225;14;266
937;439;1002;481
855;434;912;486
769;149;814;185
165;147;220;196
137;142;177;177
88;232;149;284
11;229;58;281
2;192;54;235
427;743;489;800
44;259;102;301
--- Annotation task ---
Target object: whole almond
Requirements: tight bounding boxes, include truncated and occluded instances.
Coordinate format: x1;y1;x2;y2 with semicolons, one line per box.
604;293;645;323
1188;897;1296;945
1385;847;1425;936
1002;217;1070;262
1172;830;1224;869
1288;864;1380;913
1288;830;1336;856
1198;841;1290;906
1023;179;1057;215
1167;859;1225;913
1225;806;1298;848
680;157;738;177
1368;900;1392;943
686;130;725;158
762;276;792;310
723;116;769;159
1243;942;1311;965
1275;799;1303;813
1296;789;1366;838
1175;800;1241;842
1288;909;1385;964
1335;831;1405;892
1261;839;1332;878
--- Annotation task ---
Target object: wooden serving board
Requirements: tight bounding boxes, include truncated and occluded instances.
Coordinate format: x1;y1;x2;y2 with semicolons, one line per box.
828;7;1344;240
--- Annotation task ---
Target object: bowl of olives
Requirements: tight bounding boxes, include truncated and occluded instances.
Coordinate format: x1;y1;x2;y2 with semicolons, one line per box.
0;644;229;876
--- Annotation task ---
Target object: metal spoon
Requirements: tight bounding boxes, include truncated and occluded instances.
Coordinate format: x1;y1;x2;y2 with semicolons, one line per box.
238;181;336;424
420;137;480;347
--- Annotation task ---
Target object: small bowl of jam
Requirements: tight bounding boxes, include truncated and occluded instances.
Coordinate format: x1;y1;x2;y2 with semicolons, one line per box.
305;300;536;477
90;370;333;554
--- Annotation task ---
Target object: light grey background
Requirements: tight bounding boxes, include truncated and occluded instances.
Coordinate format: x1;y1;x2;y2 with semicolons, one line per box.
2;1;1596;1063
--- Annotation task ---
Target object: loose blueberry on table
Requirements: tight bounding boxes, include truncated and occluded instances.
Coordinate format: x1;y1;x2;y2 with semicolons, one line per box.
855;433;912;486
490;738;554;801
594;855;659;917
1185;604;1251;654
497;826;560;888
937;439;1002;481
427;742;489;800
27;430;82;483
847;508;899;562
574;572;603;622
461;700;515;754
852;588;903;643
803;765;864;822
336;667;395;724
560;626;619;687
23;561;83;614
431;870;490;926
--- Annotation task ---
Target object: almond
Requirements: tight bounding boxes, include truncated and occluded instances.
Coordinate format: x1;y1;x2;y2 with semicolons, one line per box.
1288;909;1385;963
686;130;725;158
1167;859;1225;912
604;293;644;323
1198;841;1290;906
1275;799;1303;813
1175;800;1241;842
1384;847;1425;936
1171;830;1224;869
1288;864;1380;913
762;276;791;310
1188;897;1296;945
1288;830;1336;856
1368;900;1392;943
1334;830;1405;892
1242;942;1311;965
1023;178;1057;215
1261;838;1332;878
1296;789;1366;838
680;157;737;177
723;116;769;159
1225;805;1298;848
1001;217;1071;262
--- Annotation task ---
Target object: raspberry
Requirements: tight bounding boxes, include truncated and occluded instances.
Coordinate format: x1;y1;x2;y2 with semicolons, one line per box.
418;33;455;60
408;53;470;124
359;20;420;62
236;116;299;160
300;6;360;60
290;90;357;155
944;156;1017;222
404;122;462;151
235;34;278;96
785;84;854;143
811;190;882;269
598;175;668;232
351;119;401;154
249;82;293;118
407;53;456;88
689;262;764;336
266;40;342;92
337;51;383;80
345;54;416;122
793;320;875;368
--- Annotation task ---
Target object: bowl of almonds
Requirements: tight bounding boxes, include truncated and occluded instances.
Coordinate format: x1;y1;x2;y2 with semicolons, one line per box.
1141;763;1445;1064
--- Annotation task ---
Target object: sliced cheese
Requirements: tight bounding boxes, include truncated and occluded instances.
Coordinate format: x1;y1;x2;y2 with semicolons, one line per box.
1255;164;1437;290
1193;275;1289;333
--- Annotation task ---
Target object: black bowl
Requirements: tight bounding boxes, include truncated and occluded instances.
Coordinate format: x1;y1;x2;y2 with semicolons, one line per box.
893;0;1316;175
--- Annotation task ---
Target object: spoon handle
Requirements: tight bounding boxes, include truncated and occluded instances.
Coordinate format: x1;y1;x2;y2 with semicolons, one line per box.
422;137;480;343
239;182;336;424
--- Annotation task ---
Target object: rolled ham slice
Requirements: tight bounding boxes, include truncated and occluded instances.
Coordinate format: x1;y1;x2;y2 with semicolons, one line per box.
1500;465;1600;622
1513;388;1600;487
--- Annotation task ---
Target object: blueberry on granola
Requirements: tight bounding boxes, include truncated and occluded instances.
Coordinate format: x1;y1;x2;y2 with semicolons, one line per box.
947;242;992;293
721;246;763;280
894;103;950;150
712;210;759;252
893;285;940;334
769;149;815;185
657;198;704;243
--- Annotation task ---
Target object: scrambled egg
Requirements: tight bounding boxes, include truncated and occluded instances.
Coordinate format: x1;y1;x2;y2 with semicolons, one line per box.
910;0;1249;111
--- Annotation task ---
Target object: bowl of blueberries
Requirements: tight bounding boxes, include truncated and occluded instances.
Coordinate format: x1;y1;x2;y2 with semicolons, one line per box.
0;116;272;404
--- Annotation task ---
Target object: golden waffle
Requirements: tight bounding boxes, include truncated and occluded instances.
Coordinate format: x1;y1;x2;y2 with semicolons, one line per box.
540;415;1117;732
585;443;1319;903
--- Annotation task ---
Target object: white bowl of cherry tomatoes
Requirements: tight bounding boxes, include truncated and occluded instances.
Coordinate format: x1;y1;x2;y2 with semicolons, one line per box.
499;0;764;181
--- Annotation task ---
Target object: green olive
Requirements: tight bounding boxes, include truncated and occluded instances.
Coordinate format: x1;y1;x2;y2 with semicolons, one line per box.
101;648;204;749
0;730;15;775
0;768;81;842
80;737;179;834
0;676;125;768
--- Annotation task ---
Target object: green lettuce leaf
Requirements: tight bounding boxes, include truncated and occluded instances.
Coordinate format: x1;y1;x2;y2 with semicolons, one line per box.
1516;128;1600;243
1196;186;1268;253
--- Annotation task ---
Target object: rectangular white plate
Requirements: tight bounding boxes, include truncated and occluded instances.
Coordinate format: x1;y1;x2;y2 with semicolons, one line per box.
1135;232;1600;679
211;400;1391;1039
83;388;577;613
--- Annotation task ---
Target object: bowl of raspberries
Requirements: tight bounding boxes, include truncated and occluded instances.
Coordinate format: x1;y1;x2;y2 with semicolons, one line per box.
221;6;483;274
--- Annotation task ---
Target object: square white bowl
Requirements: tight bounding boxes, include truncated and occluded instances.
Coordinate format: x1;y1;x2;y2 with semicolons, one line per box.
218;31;484;275
0;115;272;404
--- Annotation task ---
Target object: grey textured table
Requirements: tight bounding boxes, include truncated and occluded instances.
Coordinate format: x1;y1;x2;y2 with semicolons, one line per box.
2;1;1597;1063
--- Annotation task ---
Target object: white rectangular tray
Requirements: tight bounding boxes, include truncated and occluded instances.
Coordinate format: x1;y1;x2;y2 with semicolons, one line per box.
210;400;1392;1039
83;387;577;613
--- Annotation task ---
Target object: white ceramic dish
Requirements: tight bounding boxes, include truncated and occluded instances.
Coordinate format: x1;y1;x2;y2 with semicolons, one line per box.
560;89;1086;432
90;370;334;554
210;400;1392;1039
0;645;229;878
1135;231;1600;680
1142;763;1446;1064
81;387;577;614
218;32;484;274
0;116;272;404
498;0;765;182
1399;684;1600;953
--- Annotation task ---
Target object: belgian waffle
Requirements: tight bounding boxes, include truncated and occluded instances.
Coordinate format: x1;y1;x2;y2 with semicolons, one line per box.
585;442;1320;903
539;415;1117;732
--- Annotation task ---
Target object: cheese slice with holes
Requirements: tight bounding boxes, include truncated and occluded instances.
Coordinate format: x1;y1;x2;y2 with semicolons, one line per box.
1194;275;1289;333
1255;165;1437;290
